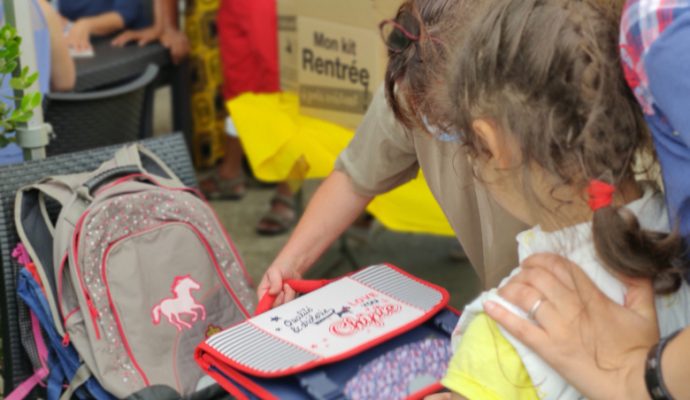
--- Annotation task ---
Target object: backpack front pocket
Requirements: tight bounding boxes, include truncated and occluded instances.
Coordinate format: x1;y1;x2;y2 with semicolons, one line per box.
102;222;248;394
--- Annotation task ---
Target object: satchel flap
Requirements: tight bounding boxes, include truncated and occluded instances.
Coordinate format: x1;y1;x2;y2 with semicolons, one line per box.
197;264;449;377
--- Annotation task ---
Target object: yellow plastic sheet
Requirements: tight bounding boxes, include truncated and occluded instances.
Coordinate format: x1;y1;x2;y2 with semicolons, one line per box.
228;92;454;236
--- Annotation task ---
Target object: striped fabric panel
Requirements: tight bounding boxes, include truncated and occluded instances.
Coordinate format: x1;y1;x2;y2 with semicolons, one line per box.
206;322;319;373
351;265;443;311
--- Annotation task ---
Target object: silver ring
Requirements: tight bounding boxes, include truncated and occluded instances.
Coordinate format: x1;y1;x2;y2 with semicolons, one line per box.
527;298;543;321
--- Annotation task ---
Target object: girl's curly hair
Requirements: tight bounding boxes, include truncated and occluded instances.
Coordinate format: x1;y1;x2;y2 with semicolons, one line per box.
448;0;686;293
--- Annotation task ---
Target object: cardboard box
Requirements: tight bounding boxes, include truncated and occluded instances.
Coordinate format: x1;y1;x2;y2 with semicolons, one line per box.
296;0;402;129
277;0;299;92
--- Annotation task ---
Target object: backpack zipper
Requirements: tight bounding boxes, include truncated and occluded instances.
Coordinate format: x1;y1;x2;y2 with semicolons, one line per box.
71;211;102;340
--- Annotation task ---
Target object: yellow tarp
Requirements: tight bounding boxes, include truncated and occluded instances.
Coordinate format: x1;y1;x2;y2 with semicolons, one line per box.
228;92;454;236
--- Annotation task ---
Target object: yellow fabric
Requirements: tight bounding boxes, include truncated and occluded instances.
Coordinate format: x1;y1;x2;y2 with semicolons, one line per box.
442;314;539;400
227;92;454;236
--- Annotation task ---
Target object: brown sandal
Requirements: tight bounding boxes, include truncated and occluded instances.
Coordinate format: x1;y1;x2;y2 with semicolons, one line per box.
256;193;296;236
200;170;246;201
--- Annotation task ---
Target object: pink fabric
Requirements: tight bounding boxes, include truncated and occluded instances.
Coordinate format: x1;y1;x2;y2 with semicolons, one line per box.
6;312;49;400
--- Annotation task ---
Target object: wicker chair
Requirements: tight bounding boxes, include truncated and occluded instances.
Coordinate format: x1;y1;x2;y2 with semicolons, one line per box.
44;64;159;156
0;134;196;395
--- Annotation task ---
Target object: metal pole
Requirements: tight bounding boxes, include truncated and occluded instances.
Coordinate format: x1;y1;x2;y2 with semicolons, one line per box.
3;0;50;160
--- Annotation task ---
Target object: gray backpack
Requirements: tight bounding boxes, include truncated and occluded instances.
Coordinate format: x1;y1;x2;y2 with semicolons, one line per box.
15;144;256;398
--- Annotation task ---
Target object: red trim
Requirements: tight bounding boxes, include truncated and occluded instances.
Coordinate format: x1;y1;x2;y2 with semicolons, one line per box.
197;354;278;400
446;305;461;316
63;308;80;324
408;382;444;400
71;209;101;339
57;251;70;321
195;264;450;378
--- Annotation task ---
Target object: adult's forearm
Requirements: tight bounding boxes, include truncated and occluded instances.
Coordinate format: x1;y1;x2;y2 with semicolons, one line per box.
272;170;372;275
37;0;75;91
78;12;125;36
160;0;180;30
150;0;165;30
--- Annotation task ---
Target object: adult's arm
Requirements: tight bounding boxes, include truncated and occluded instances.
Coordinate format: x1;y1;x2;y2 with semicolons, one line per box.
257;170;372;305
258;87;420;306
66;12;125;51
158;0;189;64
111;0;189;63
37;0;75;91
483;253;690;400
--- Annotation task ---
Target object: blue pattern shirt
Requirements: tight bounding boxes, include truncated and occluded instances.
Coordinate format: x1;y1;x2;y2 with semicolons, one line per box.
620;0;690;242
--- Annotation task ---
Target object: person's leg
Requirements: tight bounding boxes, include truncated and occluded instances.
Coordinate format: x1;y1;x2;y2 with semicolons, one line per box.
256;182;301;235
217;135;244;181
200;133;247;200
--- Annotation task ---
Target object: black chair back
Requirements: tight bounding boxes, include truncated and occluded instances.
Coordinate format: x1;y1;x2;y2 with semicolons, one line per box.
44;64;159;156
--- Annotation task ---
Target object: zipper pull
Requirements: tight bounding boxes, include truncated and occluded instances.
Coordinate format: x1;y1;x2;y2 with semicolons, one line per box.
86;298;101;340
62;333;70;347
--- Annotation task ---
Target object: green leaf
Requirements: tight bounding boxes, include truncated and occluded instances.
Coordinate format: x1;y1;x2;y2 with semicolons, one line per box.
20;94;31;110
25;72;38;88
6;61;17;74
9;77;23;90
15;110;33;123
0;24;42;136
29;92;42;108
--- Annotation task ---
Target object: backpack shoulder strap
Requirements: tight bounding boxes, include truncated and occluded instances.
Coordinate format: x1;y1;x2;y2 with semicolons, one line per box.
77;144;186;198
59;364;92;400
135;144;185;189
15;187;64;333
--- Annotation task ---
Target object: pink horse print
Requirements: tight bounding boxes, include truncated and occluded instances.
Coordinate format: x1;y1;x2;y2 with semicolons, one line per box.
151;275;206;331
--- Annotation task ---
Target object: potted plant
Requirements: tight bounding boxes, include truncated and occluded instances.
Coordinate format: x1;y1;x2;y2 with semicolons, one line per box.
0;24;42;149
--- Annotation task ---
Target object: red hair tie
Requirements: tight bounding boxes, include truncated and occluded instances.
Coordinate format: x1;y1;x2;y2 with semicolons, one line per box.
588;179;615;211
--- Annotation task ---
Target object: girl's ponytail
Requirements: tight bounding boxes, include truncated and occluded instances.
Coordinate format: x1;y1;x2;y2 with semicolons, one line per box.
590;180;686;294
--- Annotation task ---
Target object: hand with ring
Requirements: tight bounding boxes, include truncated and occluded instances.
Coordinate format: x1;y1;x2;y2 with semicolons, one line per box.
526;298;543;321
485;253;659;400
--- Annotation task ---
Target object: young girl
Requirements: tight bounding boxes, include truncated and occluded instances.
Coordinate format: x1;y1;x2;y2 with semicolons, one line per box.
437;0;690;398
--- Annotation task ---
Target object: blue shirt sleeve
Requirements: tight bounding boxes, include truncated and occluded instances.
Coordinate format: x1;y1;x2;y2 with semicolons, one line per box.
59;0;143;28
645;10;690;148
111;0;142;27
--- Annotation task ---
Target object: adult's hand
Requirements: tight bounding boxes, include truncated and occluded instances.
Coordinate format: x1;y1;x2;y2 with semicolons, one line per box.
160;28;190;64
484;253;658;400
257;260;302;309
65;20;92;52
111;26;163;47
